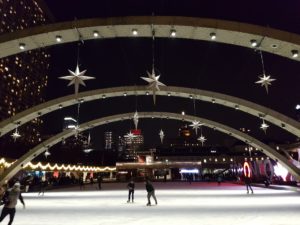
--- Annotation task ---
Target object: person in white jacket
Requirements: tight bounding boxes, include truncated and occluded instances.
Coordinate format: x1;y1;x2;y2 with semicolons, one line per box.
0;182;25;225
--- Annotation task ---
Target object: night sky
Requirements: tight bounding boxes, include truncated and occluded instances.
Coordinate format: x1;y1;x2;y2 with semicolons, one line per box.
40;0;300;154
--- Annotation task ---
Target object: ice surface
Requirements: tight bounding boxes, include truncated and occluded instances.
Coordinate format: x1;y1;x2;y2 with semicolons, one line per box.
5;182;300;225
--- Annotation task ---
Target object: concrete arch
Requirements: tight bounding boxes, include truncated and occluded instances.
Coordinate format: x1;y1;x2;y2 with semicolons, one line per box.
1;111;299;185
1;86;300;138
0;16;300;61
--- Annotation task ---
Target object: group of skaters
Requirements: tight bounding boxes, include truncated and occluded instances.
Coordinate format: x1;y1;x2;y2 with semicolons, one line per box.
0;176;255;225
79;175;102;190
127;178;158;206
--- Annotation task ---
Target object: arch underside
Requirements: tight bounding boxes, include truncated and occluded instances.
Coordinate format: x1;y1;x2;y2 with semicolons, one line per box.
1;112;299;185
1;86;300;139
0;16;300;61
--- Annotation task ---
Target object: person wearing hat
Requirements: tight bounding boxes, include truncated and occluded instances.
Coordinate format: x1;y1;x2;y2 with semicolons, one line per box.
0;182;25;225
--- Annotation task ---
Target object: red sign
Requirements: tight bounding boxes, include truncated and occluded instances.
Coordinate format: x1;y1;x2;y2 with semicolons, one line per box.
131;129;141;135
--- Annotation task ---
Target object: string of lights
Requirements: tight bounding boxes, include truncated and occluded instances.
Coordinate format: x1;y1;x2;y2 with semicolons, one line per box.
0;158;116;172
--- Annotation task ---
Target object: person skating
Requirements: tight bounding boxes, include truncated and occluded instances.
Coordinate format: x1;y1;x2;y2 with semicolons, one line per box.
97;175;102;190
244;176;254;194
0;182;25;225
38;179;47;196
145;179;157;206
127;180;135;203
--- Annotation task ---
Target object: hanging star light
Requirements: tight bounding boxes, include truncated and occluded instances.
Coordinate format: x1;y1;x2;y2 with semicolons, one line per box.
141;68;166;104
83;133;94;153
197;134;207;146
59;64;95;95
260;119;269;134
83;148;93;153
44;150;51;158
87;133;91;146
74;125;81;139
255;73;276;94
133;111;139;129
159;129;165;143
11;128;21;142
189;121;203;135
125;131;136;142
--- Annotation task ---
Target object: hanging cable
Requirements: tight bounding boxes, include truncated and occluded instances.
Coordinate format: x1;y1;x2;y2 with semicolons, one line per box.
151;23;155;71
193;97;196;116
259;50;266;75
135;85;138;111
77;101;81;126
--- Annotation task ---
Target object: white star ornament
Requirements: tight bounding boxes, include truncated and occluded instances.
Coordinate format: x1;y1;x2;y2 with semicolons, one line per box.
59;64;95;95
255;74;275;94
141;68;166;104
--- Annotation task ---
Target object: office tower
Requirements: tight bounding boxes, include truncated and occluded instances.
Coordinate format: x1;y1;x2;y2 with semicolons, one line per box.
123;129;144;160
0;0;54;146
104;131;113;150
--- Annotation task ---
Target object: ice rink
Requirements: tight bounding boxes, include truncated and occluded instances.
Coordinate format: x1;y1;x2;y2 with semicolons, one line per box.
6;182;300;225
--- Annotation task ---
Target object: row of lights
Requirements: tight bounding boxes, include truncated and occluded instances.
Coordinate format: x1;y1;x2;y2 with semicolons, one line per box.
18;31;100;50
0;158;116;172
250;39;298;58
17;31;299;58
131;28;216;40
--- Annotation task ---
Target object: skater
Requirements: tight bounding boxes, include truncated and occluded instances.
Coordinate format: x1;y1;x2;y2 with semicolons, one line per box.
217;175;222;185
38;179;47;196
97;175;102;190
127;180;135;203
79;176;85;190
0;182;25;225
145;179;157;206
244;176;253;194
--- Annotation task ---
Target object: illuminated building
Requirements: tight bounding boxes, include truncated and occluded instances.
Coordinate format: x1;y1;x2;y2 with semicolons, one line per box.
0;0;54;147
179;125;192;138
104;131;113;150
123;129;144;161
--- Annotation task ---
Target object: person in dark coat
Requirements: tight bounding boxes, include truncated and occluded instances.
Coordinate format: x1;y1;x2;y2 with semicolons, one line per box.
38;179;47;196
97;175;102;190
127;180;135;203
79;176;85;190
244;176;254;194
145;179;157;206
0;182;25;225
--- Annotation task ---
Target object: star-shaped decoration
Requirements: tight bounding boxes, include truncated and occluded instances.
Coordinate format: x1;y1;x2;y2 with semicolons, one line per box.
124;131;136;142
11;128;21;142
255;73;276;94
44;150;51;158
83;148;94;153
197;134;207;146
87;133;91;146
59;64;95;95
260;120;269;134
141;68;166;104
74;125;81;139
189;121;203;135
133;111;139;130
159;129;165;143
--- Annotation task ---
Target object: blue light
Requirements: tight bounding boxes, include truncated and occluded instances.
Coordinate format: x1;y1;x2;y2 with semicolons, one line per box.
180;168;199;174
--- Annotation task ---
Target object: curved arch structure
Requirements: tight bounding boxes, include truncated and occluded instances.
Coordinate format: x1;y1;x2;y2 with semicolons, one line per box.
1;86;300;138
0;16;300;61
1;111;299;185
